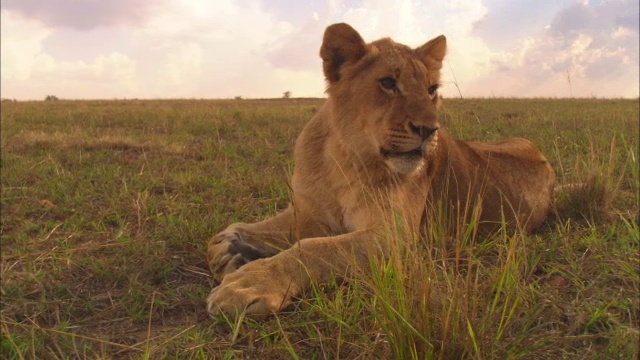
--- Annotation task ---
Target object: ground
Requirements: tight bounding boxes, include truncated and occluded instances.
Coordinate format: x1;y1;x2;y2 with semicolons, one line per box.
1;98;638;359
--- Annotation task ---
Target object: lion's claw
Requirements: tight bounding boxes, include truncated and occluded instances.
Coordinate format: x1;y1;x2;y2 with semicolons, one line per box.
207;230;269;283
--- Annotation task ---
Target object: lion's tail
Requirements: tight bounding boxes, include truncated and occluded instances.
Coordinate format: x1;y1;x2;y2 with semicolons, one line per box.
552;175;613;222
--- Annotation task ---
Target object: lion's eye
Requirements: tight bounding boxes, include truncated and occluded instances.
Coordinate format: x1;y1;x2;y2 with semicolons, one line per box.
379;77;397;90
427;84;439;97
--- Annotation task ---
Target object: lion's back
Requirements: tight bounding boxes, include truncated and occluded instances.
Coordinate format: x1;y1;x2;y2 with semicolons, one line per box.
436;135;555;233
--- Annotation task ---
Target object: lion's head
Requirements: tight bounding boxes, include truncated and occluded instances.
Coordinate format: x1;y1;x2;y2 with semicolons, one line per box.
320;23;447;175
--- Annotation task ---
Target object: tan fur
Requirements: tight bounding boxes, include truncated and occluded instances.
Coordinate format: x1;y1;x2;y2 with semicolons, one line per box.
206;23;555;318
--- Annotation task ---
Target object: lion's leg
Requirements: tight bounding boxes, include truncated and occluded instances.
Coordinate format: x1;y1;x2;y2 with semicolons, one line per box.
207;205;330;283
207;229;386;318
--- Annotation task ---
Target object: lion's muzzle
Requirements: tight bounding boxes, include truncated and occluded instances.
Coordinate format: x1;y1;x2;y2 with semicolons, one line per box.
418;126;438;141
420;128;439;156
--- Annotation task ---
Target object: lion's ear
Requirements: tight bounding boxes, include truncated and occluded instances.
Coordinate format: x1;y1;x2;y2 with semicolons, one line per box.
320;23;367;83
416;35;446;70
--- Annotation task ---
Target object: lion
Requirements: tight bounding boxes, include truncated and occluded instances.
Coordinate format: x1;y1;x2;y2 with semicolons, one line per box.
206;23;556;318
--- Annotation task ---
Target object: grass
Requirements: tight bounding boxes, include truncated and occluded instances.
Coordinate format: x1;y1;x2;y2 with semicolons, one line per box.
1;98;638;359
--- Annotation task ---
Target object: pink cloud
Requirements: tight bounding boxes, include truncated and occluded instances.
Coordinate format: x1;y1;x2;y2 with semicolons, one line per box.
1;0;165;30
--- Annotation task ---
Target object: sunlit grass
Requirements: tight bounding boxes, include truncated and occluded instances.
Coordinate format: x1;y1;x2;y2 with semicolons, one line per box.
1;98;638;358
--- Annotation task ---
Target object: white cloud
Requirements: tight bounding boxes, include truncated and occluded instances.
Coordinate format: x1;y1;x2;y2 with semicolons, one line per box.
1;0;300;99
1;0;637;100
12;53;137;99
1;11;51;81
153;43;204;96
460;0;639;98
1;0;163;30
265;0;494;98
122;0;300;98
1;10;138;99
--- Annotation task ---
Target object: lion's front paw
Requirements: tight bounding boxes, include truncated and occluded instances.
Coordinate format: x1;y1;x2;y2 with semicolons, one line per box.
207;230;266;283
206;259;295;320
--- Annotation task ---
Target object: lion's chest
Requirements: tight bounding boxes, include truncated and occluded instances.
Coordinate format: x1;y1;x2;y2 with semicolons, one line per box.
338;189;374;232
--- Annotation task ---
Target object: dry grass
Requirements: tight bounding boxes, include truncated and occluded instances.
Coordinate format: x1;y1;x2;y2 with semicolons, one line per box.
1;98;638;359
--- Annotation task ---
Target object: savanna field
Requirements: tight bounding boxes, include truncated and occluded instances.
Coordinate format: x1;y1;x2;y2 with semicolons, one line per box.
1;98;638;359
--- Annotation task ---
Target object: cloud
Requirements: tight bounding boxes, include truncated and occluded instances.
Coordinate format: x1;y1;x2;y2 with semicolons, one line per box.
1;11;51;81
472;0;572;49
265;16;325;73
451;0;638;98
247;0;326;27
0;0;164;30
157;43;204;89
134;0;301;98
1;0;638;100
550;0;639;36
1;0;308;99
1;11;138;99
265;0;492;93
3;54;138;100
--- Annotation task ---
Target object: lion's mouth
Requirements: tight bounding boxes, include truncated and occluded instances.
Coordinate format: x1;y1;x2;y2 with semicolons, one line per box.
381;147;423;158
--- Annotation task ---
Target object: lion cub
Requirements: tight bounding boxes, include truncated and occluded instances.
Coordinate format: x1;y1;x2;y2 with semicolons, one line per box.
206;23;555;318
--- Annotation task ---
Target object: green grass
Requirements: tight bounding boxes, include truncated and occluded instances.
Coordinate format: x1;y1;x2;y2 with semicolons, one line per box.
1;98;638;359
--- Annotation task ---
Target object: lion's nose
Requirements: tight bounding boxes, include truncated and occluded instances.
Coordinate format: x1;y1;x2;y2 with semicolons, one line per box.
420;126;438;140
409;123;438;141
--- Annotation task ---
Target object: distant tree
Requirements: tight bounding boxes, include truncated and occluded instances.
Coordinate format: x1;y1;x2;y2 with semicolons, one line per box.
283;91;292;99
45;95;59;101
234;96;243;100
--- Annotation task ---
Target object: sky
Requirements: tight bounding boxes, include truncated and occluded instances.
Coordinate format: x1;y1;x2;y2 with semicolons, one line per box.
1;0;638;100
